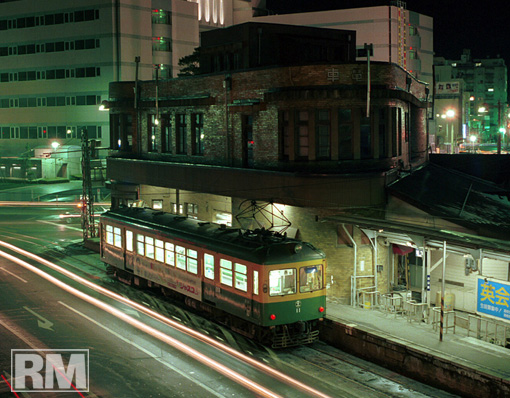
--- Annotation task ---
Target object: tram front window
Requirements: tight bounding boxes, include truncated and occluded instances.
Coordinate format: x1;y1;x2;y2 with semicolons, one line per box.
299;265;323;293
269;269;296;296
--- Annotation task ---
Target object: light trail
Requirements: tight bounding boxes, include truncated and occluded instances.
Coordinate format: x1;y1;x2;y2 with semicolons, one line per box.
0;248;282;398
0;239;332;398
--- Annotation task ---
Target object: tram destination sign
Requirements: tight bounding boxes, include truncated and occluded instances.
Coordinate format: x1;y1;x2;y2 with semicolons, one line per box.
476;277;510;322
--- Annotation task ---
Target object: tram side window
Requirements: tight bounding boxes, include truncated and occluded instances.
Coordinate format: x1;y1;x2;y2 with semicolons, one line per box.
145;237;155;259
136;234;145;256
176;245;186;270
155;239;164;262
106;225;114;245
165;242;175;266
234;263;247;292
204;253;214;280
126;230;133;251
220;259;233;287
253;270;259;295
299;265;323;293
114;227;122;248
187;249;198;274
269;269;296;296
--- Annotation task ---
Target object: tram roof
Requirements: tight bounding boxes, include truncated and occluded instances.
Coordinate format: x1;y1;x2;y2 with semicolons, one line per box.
102;207;326;265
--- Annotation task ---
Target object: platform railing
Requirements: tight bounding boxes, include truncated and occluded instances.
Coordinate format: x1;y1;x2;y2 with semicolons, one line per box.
431;307;456;334
467;314;510;348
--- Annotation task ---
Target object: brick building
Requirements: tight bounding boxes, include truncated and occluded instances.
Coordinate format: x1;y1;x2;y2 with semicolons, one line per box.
105;22;429;304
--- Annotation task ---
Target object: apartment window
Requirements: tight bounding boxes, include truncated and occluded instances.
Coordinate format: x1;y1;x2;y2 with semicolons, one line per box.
176;114;187;154
316;110;331;159
378;108;388;158
338;109;353;160
152;9;171;25
187;203;198;219
191;113;204;155
296;111;309;159
360;116;372;159
153;37;171;52
148;115;157;152
161;114;172;153
280;111;290;161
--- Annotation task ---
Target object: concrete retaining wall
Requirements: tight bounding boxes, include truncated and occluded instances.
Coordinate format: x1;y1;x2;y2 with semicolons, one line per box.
320;319;510;398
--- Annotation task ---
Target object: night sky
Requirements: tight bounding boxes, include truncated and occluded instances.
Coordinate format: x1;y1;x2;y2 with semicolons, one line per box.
265;0;510;64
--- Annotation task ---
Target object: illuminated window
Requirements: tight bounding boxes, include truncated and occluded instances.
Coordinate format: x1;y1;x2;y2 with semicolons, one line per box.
234;263;247;292
165;242;175;266
269;269;296;296
155;239;164;262
253;270;259;295
136;234;145;256
126;230;133;251
299;265;323;293
220;259;233;286
187;249;198;274
106;225;114;245
152;199;163;209
145;236;154;259
176;245;186;270
114;227;122;248
204;253;214;280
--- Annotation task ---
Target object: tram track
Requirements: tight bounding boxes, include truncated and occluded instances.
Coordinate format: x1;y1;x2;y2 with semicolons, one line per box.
276;342;458;398
0;221;458;397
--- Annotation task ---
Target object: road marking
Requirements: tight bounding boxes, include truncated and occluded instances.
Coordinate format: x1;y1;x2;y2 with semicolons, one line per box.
23;306;54;331
0;267;28;283
58;301;225;398
37;220;83;231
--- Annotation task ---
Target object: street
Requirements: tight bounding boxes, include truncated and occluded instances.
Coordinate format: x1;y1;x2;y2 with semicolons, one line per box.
0;205;458;398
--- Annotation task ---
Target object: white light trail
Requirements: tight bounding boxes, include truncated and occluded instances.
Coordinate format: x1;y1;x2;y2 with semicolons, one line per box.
0;247;281;398
0;240;332;398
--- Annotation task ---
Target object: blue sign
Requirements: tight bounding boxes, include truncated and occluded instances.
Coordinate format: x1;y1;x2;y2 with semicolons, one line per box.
477;278;510;322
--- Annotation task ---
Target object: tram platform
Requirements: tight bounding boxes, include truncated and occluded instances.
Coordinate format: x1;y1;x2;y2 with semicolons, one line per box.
322;297;510;398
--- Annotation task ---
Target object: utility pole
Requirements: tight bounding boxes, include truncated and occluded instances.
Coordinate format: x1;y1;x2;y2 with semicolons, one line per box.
81;129;95;240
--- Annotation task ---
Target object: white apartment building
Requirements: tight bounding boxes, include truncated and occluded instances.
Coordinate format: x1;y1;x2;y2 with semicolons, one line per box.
0;0;265;161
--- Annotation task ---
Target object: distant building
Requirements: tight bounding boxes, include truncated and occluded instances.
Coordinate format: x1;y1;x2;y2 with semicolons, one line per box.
106;22;429;302
255;1;434;87
434;49;508;150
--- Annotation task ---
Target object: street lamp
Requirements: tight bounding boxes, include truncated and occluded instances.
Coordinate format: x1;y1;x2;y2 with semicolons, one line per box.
441;109;455;153
469;135;477;153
